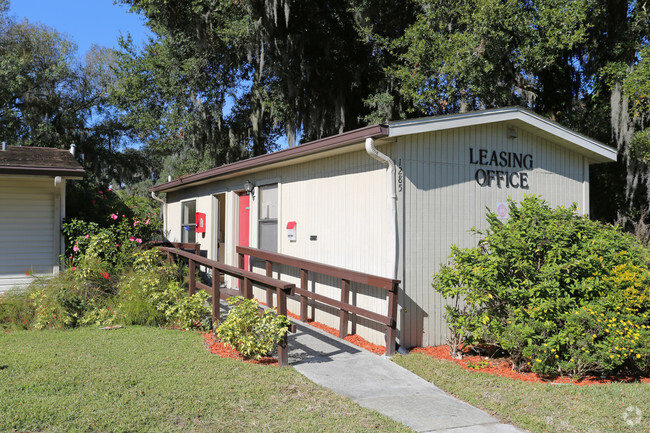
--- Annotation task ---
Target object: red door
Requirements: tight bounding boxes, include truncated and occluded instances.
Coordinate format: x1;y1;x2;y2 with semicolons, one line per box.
238;193;250;270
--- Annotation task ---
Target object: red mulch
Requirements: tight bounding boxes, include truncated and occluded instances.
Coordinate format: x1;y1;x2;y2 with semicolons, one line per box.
411;345;650;386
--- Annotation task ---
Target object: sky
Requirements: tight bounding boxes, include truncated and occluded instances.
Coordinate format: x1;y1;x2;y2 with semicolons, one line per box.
7;0;151;58
6;0;295;148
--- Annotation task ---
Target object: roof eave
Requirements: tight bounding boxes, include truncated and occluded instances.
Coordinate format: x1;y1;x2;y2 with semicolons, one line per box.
150;124;389;193
0;166;86;177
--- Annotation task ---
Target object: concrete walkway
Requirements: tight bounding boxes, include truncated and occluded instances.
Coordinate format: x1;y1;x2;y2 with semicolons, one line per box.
287;321;527;433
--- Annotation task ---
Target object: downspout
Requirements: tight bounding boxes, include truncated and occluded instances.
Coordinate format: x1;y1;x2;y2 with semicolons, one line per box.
365;137;398;280
151;191;167;239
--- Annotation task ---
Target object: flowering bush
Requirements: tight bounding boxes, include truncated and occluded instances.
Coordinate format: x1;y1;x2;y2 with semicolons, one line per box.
63;188;162;274
434;196;650;377
0;240;209;332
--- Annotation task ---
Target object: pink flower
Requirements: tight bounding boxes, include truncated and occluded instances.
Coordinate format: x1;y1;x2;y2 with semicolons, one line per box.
144;219;150;225
136;238;142;244
122;214;125;218
110;213;118;220
115;244;119;247
92;200;96;204
129;237;135;242
84;235;89;239
72;266;77;271
133;220;139;227
98;191;103;195
107;188;111;192
73;244;79;252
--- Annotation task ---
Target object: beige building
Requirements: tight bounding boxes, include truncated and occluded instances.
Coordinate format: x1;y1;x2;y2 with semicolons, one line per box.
150;107;617;348
0;144;84;293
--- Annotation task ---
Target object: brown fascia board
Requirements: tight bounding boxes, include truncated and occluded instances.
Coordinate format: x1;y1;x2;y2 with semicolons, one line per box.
150;124;389;193
0;166;86;177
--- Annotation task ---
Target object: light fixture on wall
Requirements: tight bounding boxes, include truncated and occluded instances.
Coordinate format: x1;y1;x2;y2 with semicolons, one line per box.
244;180;255;195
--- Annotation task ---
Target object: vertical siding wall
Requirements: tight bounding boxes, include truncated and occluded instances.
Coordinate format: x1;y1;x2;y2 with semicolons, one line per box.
165;148;392;345
395;122;591;348
0;176;62;293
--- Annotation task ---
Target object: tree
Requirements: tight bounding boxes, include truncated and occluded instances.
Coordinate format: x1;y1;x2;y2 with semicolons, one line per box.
113;0;415;179
0;3;150;187
365;0;591;121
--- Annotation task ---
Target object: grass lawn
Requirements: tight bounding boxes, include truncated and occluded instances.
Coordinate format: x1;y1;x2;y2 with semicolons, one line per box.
0;327;412;433
393;353;649;433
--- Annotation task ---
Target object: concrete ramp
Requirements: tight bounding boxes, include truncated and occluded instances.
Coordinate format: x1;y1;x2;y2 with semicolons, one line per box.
288;321;527;433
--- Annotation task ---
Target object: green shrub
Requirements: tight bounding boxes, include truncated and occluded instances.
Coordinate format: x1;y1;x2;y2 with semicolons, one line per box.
25;272;113;330
434;196;650;377
216;296;291;360
113;251;210;329
162;287;211;330
0;247;210;332
113;269;167;326
0;289;34;330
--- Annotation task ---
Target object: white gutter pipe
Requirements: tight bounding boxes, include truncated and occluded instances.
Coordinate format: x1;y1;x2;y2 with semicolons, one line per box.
151;191;167;238
365;137;398;280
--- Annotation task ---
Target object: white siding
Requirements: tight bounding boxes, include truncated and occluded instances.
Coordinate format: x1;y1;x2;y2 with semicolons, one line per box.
165;148;392;345
0;176;62;293
396;122;592;347
163;121;597;348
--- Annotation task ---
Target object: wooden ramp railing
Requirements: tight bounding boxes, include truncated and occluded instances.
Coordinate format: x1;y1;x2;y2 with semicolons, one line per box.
159;246;295;366
237;246;400;356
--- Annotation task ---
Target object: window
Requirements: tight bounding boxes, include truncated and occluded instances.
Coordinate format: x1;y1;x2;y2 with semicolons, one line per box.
181;200;196;243
258;184;278;252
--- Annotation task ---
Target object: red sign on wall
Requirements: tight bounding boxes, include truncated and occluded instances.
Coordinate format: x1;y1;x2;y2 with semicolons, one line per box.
196;212;206;233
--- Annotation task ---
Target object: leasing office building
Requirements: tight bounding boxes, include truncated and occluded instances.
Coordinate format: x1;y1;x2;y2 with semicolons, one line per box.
150;107;617;348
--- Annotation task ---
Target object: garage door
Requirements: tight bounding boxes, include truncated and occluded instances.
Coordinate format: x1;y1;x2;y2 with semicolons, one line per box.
0;177;58;294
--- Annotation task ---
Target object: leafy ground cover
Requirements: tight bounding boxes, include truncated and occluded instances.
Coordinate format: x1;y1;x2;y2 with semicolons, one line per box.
0;326;411;433
394;352;650;433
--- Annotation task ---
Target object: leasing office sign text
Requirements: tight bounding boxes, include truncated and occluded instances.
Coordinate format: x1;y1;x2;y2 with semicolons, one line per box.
469;148;532;188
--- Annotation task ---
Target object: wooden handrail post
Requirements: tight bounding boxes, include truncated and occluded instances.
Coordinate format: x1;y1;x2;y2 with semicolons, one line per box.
265;260;273;307
299;268;308;322
339;279;350;338
237;252;244;294
385;281;399;356
276;286;289;366
188;259;196;296
243;277;252;299
212;266;220;327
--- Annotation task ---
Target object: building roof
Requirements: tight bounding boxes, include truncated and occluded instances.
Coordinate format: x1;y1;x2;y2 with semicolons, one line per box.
387;107;617;162
150;107;617;193
0;145;85;177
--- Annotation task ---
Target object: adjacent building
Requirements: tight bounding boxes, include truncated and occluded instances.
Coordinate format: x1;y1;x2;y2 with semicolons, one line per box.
0;144;84;293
